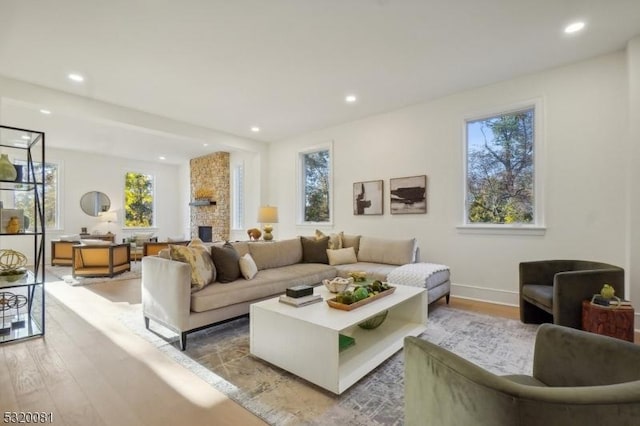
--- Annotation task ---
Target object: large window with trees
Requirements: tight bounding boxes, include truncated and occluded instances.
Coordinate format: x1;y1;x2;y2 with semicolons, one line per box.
464;104;542;228
298;144;332;224
13;161;59;231
124;172;154;227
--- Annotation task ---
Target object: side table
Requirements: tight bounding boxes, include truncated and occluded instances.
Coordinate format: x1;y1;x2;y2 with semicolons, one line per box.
581;300;634;342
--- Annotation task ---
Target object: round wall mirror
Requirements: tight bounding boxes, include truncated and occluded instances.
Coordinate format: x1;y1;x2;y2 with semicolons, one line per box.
80;191;111;217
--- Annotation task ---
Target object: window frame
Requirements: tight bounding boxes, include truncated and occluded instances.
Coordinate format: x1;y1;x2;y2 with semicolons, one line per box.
296;142;333;226
231;161;245;231
123;171;156;230
459;99;545;235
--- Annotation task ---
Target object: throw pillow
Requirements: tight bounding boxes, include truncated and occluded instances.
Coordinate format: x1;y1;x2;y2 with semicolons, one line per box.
326;247;357;266
315;229;343;250
211;241;241;283
238;253;258;280
341;233;361;255
301;236;329;264
169;243;216;292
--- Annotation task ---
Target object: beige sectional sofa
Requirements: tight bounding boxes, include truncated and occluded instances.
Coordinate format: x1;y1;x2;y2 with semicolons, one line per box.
142;234;437;350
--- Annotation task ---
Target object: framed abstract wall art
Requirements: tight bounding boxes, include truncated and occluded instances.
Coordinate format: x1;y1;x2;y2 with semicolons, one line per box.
353;180;383;215
390;175;427;214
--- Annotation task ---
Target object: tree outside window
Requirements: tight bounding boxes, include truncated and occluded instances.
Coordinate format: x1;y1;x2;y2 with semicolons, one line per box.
13;161;58;231
301;149;331;223
466;107;535;224
124;172;154;227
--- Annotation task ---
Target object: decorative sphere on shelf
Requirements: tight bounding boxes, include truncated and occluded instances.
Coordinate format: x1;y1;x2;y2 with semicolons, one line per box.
600;283;615;299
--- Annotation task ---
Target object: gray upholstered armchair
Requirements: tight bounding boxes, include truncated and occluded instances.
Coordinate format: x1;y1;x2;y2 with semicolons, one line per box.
519;260;624;329
404;324;640;426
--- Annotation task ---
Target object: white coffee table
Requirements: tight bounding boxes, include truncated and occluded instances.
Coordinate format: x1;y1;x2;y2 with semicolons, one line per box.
250;284;427;394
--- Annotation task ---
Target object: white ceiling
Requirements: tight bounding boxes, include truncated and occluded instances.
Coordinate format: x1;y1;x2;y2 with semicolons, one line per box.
0;0;639;153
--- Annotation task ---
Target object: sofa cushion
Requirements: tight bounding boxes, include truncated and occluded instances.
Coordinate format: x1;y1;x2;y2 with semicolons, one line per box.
191;263;336;312
357;236;417;265
238;253;258;280
341;233;361;255
301;236;329;263
169;243;215;291
211;242;241;283
249;238;303;270
522;284;553;309
327;247;357;266
315;229;343;250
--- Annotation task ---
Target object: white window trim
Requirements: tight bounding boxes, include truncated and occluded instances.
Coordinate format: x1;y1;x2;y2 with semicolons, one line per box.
459;98;546;235
123;171;156;229
231;161;245;231
296;141;334;226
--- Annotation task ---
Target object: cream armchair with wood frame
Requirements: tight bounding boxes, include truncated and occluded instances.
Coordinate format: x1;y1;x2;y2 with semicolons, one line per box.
72;243;131;278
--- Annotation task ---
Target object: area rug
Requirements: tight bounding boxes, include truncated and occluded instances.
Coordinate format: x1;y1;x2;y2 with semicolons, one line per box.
118;303;538;425
46;263;141;286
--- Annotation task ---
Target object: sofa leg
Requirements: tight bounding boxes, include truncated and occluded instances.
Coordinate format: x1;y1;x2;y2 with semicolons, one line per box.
445;293;450;304
144;316;150;329
179;332;187;351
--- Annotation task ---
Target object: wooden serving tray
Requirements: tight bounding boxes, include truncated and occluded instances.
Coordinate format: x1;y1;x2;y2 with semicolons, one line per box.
326;286;396;311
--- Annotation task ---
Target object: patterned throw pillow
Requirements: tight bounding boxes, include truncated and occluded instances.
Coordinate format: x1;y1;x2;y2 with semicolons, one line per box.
315;229;343;250
211;241;241;283
169;242;216;292
238;253;258;280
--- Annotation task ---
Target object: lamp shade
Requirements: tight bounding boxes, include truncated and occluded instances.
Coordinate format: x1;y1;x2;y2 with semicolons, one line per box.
257;206;278;224
99;211;117;223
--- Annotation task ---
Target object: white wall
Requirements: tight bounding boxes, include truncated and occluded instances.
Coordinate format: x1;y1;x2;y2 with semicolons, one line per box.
2;147;184;263
269;52;629;305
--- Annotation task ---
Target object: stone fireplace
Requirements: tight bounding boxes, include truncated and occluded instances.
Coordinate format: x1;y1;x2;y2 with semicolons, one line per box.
190;152;230;241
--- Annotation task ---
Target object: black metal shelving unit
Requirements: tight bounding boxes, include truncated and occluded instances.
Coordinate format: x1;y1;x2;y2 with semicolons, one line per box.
0;124;46;344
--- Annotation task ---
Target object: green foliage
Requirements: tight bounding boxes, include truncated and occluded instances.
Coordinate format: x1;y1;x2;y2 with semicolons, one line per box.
467;109;534;224
125;172;154;227
303;150;330;222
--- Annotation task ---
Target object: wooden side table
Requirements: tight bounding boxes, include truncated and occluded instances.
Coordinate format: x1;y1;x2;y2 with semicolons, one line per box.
581;300;634;342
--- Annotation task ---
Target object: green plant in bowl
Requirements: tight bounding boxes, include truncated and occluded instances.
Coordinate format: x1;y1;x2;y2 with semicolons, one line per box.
0;267;27;282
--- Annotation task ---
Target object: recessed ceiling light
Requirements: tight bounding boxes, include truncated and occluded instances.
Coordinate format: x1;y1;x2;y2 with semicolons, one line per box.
40;109;51;115
564;21;585;34
68;73;85;82
21;135;30;140
159;156;166;160
203;143;209;147
345;95;357;103
251;126;260;132
13;142;28;148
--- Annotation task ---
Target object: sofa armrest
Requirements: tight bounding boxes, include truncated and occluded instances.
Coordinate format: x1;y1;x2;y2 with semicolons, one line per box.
141;256;192;333
533;323;640;387
553;268;624;329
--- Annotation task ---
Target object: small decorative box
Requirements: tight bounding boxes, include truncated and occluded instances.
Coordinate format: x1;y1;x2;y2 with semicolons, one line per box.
286;284;313;298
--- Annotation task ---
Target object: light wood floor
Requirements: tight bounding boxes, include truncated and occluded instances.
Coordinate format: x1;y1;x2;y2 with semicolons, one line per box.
1;279;636;425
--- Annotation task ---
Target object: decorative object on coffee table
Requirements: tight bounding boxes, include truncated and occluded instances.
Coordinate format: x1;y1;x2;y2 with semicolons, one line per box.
358;310;388;329
323;277;353;293
257;205;278;240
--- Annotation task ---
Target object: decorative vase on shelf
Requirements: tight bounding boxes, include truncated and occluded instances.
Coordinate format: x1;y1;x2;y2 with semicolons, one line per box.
6;216;21;234
0;154;17;181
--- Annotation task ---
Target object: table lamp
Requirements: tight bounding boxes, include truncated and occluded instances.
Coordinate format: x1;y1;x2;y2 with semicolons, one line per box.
257;206;278;241
99;211;117;234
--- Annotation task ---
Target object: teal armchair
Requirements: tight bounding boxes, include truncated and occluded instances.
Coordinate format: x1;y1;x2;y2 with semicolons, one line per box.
404;324;640;426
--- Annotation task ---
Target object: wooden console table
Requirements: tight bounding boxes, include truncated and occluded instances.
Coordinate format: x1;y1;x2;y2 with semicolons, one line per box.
581;300;634;342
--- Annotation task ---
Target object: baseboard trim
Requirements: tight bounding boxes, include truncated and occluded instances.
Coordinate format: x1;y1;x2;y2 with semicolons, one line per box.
452;283;640;335
451;283;519;307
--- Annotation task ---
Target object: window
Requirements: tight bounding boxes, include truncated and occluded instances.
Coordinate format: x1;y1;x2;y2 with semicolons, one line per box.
13;161;59;231
298;145;332;224
232;162;245;230
124;172;154;227
464;104;542;228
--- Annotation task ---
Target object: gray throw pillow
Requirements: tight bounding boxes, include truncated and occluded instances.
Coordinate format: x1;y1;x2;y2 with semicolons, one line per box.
210;241;241;283
301;236;329;264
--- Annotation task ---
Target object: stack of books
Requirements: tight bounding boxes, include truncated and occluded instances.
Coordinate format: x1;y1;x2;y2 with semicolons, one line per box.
591;294;633;309
279;285;322;307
